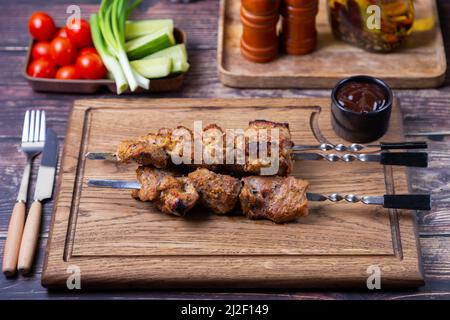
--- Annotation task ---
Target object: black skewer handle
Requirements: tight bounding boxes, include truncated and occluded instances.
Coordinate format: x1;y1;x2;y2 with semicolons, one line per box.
380;141;428;150
380;152;428;168
384;195;431;210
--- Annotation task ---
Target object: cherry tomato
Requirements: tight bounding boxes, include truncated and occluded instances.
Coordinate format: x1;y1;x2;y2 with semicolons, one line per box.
50;36;77;66
56;27;68;38
27;57;57;78
28;12;56;41
55;65;80;80
75;53;107;79
31;41;51;60
79;47;98;56
66;19;93;48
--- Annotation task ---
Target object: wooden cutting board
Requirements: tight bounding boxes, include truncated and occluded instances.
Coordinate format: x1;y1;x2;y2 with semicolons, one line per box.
42;98;424;289
218;0;446;89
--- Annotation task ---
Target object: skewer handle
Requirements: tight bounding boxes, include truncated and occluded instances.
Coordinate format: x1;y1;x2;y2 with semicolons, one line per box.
383;195;431;211
294;152;428;168
307;193;431;211
380;152;428;168
292;141;428;152
380;141;428;150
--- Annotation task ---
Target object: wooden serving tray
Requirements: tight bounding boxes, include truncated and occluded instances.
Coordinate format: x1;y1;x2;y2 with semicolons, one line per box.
24;28;186;94
42;98;423;289
218;0;446;89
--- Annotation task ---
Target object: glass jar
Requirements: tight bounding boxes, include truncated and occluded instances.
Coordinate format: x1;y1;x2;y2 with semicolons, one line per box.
328;0;415;52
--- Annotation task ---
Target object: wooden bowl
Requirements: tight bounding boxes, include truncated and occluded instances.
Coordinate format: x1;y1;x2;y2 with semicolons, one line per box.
23;28;187;94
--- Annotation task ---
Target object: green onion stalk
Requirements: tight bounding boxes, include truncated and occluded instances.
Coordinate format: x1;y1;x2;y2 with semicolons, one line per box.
90;14;128;94
95;0;148;92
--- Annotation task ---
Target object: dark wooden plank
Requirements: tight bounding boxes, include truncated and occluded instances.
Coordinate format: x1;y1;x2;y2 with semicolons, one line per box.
0;0;449;300
1;49;450;136
420;236;450;279
395;93;450;134
0;141;62;237
1;237;450;299
0;0;220;50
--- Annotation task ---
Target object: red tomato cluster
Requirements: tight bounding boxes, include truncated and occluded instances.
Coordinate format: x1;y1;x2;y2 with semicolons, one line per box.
27;12;107;80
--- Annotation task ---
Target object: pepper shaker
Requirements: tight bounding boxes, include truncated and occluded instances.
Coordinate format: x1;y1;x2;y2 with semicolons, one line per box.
280;0;319;55
240;0;280;63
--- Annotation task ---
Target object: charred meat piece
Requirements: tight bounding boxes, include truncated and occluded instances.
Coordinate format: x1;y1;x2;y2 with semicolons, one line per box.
117;128;172;167
239;176;309;223
115;120;294;176
132;166;198;216
156;176;199;217
132;166;167;201
244;120;294;176
131;167;310;223
188;168;242;214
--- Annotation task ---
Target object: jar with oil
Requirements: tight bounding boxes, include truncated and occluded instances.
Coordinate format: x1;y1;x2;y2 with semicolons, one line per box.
328;0;415;52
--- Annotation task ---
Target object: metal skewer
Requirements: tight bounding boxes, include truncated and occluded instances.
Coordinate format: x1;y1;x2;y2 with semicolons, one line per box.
85;140;427;162
292;141;427;152
87;179;431;211
293;152;428;167
86;151;428;168
86;152;117;161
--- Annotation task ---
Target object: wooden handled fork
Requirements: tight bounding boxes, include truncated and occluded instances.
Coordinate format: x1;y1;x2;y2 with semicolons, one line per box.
2;110;46;277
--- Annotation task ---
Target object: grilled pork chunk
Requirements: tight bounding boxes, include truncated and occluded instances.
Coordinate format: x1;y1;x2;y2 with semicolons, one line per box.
244;120;294;176
117;128;172;168
239;176;309;223
188;168;242;214
132;166;198;216
132;167;309;223
116;120;294;176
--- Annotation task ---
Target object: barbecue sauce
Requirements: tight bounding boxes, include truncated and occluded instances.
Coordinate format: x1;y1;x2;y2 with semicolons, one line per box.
336;81;388;113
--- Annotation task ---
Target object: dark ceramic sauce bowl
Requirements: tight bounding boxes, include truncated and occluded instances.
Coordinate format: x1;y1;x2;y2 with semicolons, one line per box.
331;75;393;143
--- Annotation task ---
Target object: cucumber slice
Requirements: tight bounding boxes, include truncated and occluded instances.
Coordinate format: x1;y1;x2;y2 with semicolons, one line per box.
131;57;172;79
125;27;175;60
125;19;174;40
143;44;190;73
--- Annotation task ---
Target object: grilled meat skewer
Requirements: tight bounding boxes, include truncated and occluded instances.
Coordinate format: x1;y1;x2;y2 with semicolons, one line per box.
91;167;310;223
159;167;309;223
86;120;428;171
88;120;294;176
89;167;431;223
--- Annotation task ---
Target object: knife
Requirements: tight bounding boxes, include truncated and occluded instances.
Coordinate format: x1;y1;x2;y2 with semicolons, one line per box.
88;179;431;211
17;128;58;275
293;152;428;168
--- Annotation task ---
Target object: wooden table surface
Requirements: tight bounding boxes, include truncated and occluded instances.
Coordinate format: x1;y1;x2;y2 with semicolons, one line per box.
0;0;449;300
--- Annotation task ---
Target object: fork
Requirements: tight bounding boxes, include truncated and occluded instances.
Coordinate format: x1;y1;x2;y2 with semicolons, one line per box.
2;110;46;277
